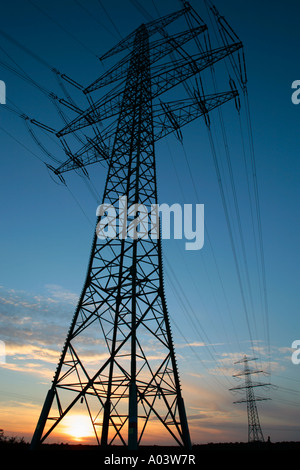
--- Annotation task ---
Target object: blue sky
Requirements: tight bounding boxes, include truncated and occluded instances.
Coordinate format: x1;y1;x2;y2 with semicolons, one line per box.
0;0;299;445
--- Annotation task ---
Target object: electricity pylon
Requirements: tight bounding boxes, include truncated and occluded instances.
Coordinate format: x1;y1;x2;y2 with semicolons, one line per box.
31;2;244;450
230;356;270;443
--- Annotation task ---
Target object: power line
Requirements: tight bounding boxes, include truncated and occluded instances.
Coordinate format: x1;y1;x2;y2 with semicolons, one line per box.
0;126;44;164
166;138;242;354
97;0;123;40
201;0;270;370
26;0;99;58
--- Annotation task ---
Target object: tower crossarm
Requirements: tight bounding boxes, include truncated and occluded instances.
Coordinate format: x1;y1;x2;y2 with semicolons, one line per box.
232;370;264;377
53;89;238;175
53;134;111;175
153;90;238;140
56;84;122;138
56;42;242;138
85;25;207;93
233;398;270;404
230;382;271;392
150;42;242;97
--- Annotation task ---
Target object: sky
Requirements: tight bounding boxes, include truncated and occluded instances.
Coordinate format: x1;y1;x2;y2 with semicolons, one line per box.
0;0;299;446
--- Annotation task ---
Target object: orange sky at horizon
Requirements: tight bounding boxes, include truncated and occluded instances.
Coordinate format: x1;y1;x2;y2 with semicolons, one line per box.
0;319;251;446
0;402;242;447
0;357;249;447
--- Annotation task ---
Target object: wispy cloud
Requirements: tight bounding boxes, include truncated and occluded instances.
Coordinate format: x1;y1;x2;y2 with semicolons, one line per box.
44;284;79;306
0;285;79;378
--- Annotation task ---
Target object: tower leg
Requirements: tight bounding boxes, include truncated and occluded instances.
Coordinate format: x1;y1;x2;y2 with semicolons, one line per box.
101;399;111;447
178;396;192;450
30;388;55;450
128;382;138;450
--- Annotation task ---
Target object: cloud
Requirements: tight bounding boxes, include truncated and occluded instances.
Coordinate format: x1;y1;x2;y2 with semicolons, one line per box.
5;343;59;363
0;285;80;378
187;412;210;421
175;341;215;349
1;361;53;380
44;284;79;305
0;284;74;331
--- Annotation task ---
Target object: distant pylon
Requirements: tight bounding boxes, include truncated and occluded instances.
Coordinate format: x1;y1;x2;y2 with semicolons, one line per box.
230;356;270;443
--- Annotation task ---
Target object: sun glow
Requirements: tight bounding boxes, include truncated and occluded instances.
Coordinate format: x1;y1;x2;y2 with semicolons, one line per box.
63;414;94;441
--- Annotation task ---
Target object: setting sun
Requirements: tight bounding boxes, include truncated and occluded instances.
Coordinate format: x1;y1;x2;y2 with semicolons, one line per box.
63;414;95;441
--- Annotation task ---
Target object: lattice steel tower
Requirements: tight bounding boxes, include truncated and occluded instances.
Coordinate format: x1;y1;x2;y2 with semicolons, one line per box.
230;356;270;443
31;2;244;450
